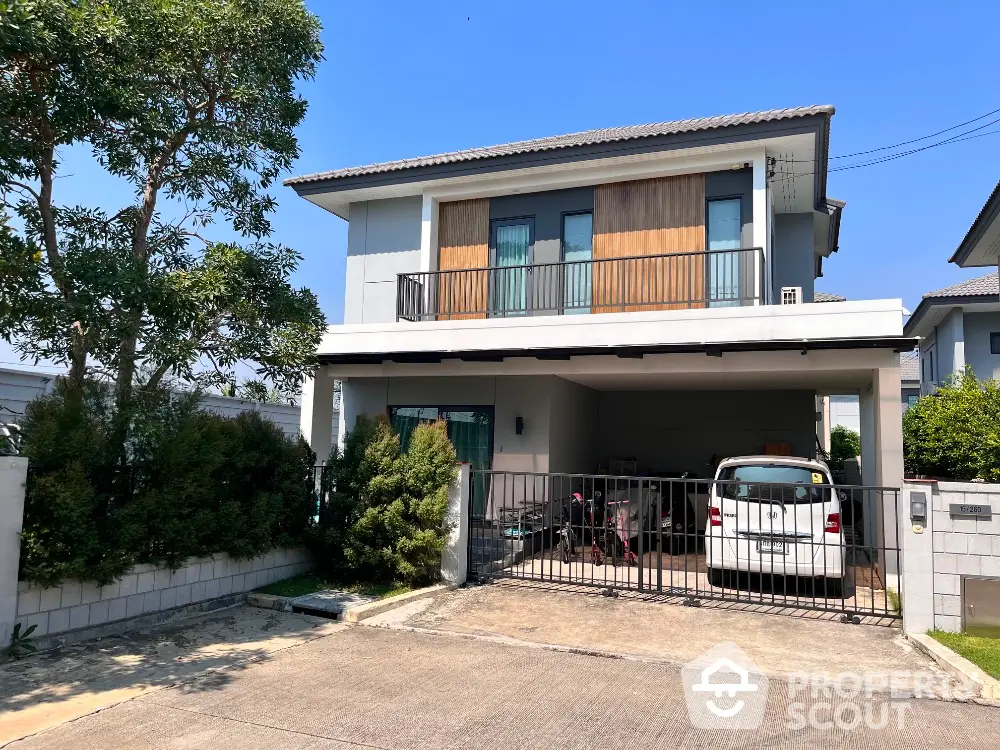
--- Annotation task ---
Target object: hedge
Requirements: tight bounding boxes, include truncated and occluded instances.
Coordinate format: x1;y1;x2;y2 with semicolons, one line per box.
17;380;316;587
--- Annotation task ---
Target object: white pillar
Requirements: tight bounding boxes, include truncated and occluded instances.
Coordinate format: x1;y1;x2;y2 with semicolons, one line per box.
419;194;439;273
949;308;966;376
299;367;335;463
901;482;935;634
752;152;768;305
1;457;28;646
441;463;471;585
873;362;904;586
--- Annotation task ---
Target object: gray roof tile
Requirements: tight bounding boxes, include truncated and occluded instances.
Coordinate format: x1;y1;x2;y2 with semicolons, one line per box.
924;271;998;298
900;351;919;382
286;105;835;186
814;291;846;302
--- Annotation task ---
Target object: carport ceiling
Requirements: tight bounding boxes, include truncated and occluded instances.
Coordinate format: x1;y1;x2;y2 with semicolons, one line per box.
559;370;869;393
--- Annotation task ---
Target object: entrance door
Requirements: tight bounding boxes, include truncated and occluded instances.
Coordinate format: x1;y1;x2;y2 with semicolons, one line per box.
491;219;533;316
707;198;742;307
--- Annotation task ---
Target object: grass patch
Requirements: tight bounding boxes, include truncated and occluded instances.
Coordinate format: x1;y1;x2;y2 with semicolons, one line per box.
887;588;902;615
929;630;1000;680
256;574;411;600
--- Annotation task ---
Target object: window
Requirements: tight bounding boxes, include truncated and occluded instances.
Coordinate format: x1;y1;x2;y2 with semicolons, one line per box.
561;212;593;314
906;394;919;409
707;198;742;307
490;219;533;316
991;332;1000;355
389;406;494;514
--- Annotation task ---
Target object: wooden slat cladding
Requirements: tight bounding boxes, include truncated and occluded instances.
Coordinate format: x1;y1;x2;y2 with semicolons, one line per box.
437;199;489;319
592;174;706;312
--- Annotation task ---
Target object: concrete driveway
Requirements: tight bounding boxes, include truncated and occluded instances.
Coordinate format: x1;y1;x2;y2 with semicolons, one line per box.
7;619;1000;749
381;581;947;689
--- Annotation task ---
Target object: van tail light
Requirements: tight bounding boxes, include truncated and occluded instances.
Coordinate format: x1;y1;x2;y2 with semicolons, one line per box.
825;513;841;534
709;507;722;527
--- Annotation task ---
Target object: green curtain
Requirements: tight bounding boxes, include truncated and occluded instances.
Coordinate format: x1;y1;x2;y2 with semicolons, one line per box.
389;407;494;515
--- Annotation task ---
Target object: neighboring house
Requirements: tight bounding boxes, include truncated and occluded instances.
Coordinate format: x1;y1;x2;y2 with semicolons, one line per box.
290;105;912;497
0;366;338;446
904;182;1000;393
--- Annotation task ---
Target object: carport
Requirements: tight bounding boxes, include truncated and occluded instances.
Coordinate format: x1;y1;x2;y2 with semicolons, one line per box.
317;339;908;619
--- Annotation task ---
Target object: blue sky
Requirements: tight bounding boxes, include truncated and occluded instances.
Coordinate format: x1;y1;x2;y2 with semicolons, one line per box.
4;0;999;372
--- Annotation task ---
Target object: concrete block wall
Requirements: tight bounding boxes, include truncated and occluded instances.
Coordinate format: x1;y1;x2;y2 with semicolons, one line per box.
14;547;312;639
930;482;1000;632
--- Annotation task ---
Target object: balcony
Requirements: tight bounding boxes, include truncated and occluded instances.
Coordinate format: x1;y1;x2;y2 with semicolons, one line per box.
396;247;764;322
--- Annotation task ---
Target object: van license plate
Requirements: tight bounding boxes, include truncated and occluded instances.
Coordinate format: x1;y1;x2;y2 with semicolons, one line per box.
757;540;786;555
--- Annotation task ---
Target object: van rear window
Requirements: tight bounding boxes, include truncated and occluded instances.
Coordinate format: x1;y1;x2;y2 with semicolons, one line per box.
716;464;830;504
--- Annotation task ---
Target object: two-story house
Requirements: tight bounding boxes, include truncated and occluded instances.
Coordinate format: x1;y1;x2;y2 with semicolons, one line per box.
290;106;912;520
904;181;1000;392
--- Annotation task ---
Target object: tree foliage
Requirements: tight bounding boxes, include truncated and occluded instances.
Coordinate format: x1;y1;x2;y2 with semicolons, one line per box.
18;379;316;587
903;367;1000;481
0;0;325;399
318;416;457;586
829;425;861;471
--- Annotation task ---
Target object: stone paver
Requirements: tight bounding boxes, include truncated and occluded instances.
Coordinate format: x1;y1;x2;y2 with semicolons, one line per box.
8;625;1000;749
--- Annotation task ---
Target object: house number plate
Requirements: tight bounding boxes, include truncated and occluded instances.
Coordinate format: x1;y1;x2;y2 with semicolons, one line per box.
949;503;992;518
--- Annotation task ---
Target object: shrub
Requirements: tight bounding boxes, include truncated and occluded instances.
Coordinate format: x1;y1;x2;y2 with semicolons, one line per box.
903;368;1000;481
17;380;316;587
829;425;861;471
317;415;456;586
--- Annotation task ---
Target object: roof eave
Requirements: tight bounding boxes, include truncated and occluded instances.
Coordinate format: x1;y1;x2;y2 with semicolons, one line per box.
903;294;999;337
949;181;1000;267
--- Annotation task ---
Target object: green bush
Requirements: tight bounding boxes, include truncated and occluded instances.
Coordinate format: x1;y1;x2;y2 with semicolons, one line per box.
317;414;456;586
17;380;316;587
829;425;861;471
903;367;1000;481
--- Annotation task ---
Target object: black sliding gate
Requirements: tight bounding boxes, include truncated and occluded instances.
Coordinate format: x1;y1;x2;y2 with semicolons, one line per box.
467;470;902;622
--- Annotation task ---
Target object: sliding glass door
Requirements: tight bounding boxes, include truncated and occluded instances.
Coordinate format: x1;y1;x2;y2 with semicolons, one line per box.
707;198;742;307
491;219;532;316
562;212;593;313
389;406;494;515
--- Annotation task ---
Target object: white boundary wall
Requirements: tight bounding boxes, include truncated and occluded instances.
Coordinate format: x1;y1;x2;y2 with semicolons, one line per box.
14;548;313;639
902;480;1000;634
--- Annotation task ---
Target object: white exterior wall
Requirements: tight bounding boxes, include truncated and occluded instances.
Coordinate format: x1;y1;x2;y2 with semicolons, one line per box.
0;367;56;422
15;548;313;642
344;196;423;324
963;311;1000;381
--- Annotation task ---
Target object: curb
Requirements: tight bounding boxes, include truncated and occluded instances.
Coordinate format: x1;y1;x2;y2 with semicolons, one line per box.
907;632;1000;702
342;584;455;623
247;592;293;612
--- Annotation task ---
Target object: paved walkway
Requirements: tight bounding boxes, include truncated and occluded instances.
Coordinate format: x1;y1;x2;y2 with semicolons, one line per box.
9;624;1000;749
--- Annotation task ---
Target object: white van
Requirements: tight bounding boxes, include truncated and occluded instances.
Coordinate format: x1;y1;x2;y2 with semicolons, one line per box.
705;456;845;595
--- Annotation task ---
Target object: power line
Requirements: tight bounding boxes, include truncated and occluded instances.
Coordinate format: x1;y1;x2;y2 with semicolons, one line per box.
767;124;1000;185
831;107;1000;159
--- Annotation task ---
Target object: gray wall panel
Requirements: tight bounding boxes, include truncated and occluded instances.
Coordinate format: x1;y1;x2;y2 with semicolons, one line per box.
964;311;1000;381
772;213;816;302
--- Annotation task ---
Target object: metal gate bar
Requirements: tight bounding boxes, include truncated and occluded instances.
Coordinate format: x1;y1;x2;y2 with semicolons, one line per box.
467;470;902;621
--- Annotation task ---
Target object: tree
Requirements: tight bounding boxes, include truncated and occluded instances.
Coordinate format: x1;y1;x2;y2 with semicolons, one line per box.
829;425;861;471
0;0;325;401
903;368;1000;481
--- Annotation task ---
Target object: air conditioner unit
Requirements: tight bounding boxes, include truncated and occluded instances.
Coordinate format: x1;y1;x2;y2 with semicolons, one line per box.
781;286;803;305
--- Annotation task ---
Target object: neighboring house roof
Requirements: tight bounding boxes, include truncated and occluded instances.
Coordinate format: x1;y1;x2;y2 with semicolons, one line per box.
923;271;999;298
903;271;1000;338
286;105;835;186
814;292;846;303
949;181;1000;268
900;351;919;384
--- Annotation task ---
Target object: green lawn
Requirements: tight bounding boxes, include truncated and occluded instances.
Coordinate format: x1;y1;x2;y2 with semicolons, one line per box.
929;630;1000;680
256;574;411;600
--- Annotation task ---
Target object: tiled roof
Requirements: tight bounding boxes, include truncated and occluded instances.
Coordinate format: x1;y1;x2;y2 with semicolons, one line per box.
814;291;846;303
285;105;835;186
900;351;919;382
923;271;999;298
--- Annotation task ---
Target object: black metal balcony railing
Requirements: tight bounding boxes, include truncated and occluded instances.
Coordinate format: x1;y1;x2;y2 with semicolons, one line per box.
396;247;764;322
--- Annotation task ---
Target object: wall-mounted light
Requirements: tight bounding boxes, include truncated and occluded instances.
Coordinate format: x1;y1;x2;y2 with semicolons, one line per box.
515;416;524;435
910;491;927;523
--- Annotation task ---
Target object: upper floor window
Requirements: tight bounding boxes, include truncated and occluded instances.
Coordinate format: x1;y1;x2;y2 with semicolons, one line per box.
991;332;1000;354
707;198;742;307
562;212;593;314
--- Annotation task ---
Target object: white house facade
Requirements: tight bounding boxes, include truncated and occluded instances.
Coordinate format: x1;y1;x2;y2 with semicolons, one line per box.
290;106;912;500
